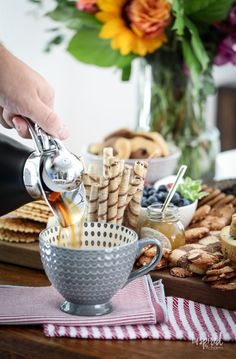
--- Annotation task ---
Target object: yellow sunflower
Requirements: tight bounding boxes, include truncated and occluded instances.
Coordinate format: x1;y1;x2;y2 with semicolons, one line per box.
96;0;171;56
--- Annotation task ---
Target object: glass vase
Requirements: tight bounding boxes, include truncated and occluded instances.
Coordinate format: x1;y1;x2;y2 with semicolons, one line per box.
136;51;220;181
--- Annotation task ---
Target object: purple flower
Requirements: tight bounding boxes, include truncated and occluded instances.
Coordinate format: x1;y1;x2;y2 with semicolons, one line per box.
214;32;236;66
229;4;236;25
214;3;236;65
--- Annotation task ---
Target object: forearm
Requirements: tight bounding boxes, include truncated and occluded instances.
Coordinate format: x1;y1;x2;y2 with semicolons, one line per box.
0;44;68;139
0;44;20;108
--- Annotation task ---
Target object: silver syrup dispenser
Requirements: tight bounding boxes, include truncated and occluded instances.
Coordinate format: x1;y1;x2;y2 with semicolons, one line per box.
0;119;86;226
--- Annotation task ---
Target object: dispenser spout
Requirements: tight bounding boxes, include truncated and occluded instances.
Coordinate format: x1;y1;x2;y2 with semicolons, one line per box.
23;118;86;227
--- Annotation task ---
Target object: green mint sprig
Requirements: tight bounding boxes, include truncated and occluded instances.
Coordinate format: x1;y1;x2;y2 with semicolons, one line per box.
178;177;208;202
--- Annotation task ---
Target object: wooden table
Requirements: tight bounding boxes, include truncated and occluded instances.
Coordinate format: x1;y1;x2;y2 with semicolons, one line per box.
0;262;235;359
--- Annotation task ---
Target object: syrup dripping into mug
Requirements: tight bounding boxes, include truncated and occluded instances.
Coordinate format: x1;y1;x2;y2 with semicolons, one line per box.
22;117;87;248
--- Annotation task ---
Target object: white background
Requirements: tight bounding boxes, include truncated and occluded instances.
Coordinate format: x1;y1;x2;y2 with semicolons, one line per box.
0;0;236;155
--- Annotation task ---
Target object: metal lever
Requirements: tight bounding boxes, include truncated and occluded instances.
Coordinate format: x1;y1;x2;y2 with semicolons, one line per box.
22;117;56;154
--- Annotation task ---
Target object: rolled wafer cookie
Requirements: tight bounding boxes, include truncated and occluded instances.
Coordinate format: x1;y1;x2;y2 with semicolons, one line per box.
87;184;99;222
126;175;143;206
83;167;99;202
133;160;148;179
83;173;92;201
117;165;132;225
87;163;100;182
98;177;109;222
107;159;121;223
126;180;144;229
103;147;113;178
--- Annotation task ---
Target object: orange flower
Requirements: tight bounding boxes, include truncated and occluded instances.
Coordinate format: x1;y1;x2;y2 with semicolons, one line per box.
76;0;98;14
127;0;172;38
96;0;171;56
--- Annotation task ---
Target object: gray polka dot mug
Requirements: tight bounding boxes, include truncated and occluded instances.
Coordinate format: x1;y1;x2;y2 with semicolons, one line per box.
39;222;162;317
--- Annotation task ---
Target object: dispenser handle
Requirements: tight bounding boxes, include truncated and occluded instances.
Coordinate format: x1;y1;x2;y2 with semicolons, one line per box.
22;117;57;154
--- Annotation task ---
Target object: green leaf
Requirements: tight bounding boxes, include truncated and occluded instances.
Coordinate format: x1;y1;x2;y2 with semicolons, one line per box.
116;53;136;69
121;65;132;81
202;69;216;96
190;0;235;24
183;0;217;15
46;5;77;22
182;39;201;89
172;0;185;36
28;0;42;3
185;18;209;71
47;5;100;30
178;177;208;202
67;28;134;68
44;34;64;52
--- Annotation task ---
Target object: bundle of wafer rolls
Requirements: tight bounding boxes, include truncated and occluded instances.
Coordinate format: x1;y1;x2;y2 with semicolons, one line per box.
83;147;148;229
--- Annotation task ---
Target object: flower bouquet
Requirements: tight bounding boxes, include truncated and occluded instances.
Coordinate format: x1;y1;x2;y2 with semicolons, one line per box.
30;0;236;179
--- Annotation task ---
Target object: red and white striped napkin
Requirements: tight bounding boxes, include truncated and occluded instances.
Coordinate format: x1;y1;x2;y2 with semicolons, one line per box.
0;275;167;326
44;293;236;341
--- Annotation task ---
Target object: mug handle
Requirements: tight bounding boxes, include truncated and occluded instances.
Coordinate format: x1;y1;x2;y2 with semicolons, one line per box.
124;238;162;287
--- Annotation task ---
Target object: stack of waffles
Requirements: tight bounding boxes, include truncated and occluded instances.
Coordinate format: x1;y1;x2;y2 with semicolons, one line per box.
0;200;51;243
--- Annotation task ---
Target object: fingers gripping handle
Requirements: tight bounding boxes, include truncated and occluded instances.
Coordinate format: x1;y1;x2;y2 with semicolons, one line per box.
125;238;162;286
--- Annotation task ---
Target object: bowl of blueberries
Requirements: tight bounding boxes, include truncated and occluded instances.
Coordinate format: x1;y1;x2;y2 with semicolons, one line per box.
141;177;206;228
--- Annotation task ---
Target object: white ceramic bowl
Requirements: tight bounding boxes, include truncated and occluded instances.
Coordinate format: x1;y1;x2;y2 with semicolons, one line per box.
177;200;198;228
82;144;181;183
153;176;198;228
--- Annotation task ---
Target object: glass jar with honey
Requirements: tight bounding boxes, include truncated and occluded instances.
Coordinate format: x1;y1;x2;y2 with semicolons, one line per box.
142;203;185;250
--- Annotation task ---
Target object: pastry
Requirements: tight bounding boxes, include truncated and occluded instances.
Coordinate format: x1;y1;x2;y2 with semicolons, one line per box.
185;227;210;243
170;267;193;278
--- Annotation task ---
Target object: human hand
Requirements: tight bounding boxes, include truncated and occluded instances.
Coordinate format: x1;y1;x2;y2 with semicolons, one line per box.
0;46;69;139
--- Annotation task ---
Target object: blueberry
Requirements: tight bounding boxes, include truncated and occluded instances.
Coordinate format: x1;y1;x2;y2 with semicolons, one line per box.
178;199;185;207
142;190;148;198
171;192;181;205
158;185;167;192
182;199;191;206
141;199;148;208
147;195;158;205
145;184;152;191
156;192;167;203
148;188;156;196
142;196;147;203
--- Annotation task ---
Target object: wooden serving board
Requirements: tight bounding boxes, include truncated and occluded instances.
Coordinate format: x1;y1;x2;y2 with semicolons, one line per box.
0;240;235;310
151;270;236;310
0;241;42;270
